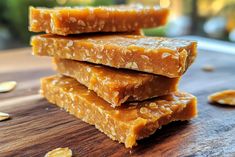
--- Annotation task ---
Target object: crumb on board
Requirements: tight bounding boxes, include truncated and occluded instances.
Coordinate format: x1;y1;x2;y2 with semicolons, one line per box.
0;112;10;121
44;147;72;157
201;64;214;72
208;90;235;106
0;81;17;93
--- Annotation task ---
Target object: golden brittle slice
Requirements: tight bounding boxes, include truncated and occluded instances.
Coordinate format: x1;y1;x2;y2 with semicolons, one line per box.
29;5;169;35
32;34;197;77
53;58;180;107
208;90;235;106
41;75;198;148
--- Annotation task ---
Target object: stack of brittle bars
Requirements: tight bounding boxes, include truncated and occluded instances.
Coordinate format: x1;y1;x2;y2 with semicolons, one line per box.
29;5;198;148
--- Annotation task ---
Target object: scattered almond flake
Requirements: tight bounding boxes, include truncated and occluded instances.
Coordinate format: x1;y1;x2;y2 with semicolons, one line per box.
140;107;148;114
202;64;214;72
69;92;75;102
208;90;235;106
64;81;70;84
68;87;74;92
177;67;182;73
77;20;86;26
171;55;179;60
69;17;77;23
140;55;149;60
113;91;119;97
0;112;10;121
66;41;73;47
162;52;171;59
51;79;58;85
0;81;17;93
125;62;138;69
149;102;157;108
45;147;72;157
50;18;54;31
32;19;38;24
96;55;103;59
128;45;139;51
86;67;91;72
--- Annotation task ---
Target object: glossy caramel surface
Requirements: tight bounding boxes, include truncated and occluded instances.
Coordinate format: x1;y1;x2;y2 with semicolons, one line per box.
29;5;169;35
32;34;197;77
41;75;197;148
54;58;179;106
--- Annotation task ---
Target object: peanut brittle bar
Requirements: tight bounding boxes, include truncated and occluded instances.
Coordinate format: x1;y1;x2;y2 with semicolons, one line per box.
32;34;197;77
29;5;169;35
53;58;180;107
41;75;197;148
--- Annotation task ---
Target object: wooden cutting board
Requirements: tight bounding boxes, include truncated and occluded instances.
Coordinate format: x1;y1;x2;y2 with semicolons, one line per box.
0;48;235;157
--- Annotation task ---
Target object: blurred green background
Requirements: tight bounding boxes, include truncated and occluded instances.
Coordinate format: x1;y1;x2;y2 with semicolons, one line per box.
0;0;235;50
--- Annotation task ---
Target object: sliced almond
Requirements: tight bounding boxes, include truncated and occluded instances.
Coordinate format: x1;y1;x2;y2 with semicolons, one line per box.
202;64;214;72
45;147;72;157
208;90;235;106
0;112;10;121
0;81;17;93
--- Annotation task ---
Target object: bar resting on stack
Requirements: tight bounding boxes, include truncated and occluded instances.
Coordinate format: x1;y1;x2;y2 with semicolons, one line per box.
30;4;198;148
32;34;197;78
53;58;180;107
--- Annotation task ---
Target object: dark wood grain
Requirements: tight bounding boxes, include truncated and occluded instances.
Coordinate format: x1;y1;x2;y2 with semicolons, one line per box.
0;48;235;157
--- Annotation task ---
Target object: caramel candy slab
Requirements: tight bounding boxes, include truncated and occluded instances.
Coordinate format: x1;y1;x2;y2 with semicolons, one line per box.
41;75;197;148
53;58;180;107
32;34;197;77
29;5;169;35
